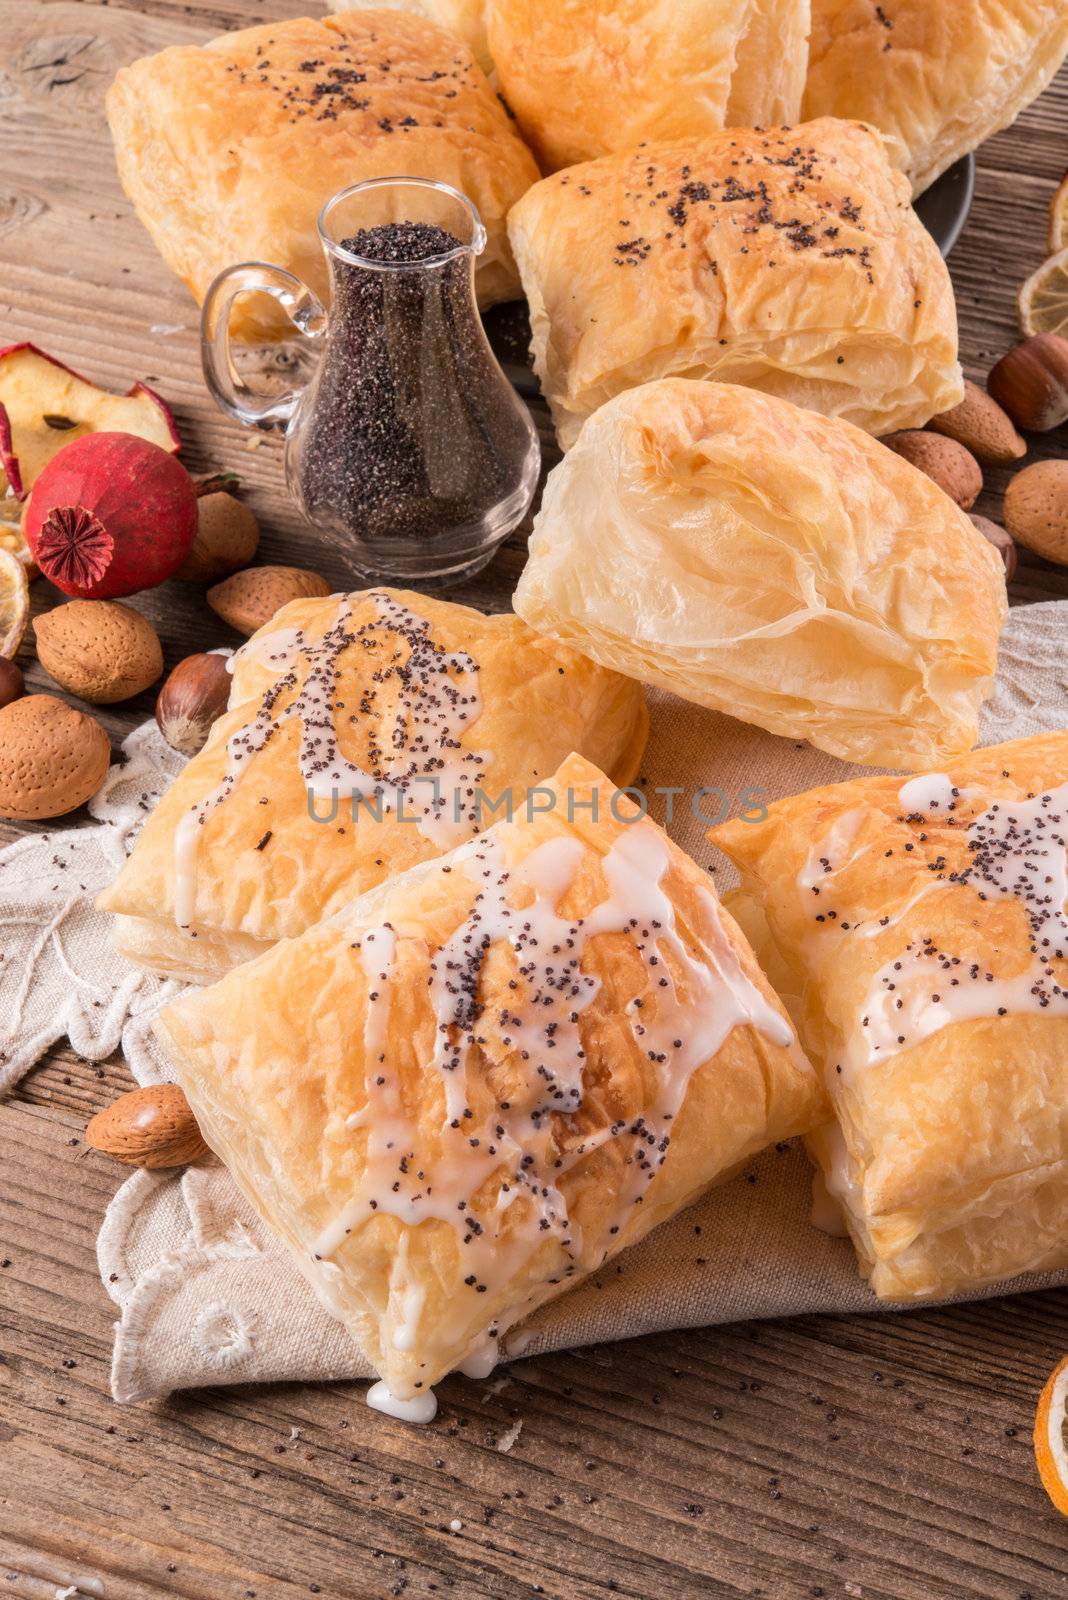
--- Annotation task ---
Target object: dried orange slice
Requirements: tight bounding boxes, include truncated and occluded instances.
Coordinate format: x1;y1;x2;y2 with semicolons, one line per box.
1035;1354;1068;1516
0;546;29;658
1018;247;1068;339
1049;175;1068;253
0;497;36;576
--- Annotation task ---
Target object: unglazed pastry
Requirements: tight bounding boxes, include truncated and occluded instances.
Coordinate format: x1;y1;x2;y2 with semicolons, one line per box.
97;590;647;984
508;119;962;447
485;0;810;172
712;732;1068;1301
513;380;1007;772
804;0;1068;196
153;752;824;1411
105;11;539;338
327;0;493;74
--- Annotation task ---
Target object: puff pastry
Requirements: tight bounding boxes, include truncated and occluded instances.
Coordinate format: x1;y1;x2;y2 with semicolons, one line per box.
804;0;1068;197
153;752;824;1411
507;119;962;448
105;11;539;339
712;731;1068;1301
485;0;810;173
97;589;647;985
514;379;1007;772
326;0;493;74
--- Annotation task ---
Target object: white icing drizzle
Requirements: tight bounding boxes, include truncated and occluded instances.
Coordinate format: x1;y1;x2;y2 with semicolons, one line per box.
458;1335;499;1379
814;1119;862;1230
388;1235;426;1353
172;592;488;928
837;778;1068;1073
797;807;867;893
320;818;793;1383
896;773;957;814
231;625;307;674
809;1167;850;1238
360;926;395;1066
366;1380;438;1424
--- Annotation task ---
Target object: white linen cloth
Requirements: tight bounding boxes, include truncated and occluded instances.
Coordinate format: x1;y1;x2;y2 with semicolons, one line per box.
2;604;1065;1401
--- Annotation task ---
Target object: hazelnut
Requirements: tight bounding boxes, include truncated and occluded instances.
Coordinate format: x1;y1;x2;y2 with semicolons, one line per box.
0;657;24;710
882;431;983;509
1003;459;1068;566
987;334;1068;432
176;492;261;583
968;514;1017;581
926;379;1026;466
156;652;232;756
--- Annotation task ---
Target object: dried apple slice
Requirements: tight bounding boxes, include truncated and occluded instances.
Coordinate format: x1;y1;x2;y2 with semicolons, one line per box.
0;344;180;499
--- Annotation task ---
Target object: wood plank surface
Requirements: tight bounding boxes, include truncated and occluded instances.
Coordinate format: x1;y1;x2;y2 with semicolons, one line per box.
1;3;1067;1597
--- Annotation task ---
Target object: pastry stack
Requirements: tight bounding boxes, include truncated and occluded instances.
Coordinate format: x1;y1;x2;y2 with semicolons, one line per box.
100;5;1068;1416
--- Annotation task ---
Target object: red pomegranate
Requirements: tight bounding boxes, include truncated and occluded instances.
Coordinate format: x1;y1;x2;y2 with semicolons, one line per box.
25;431;199;598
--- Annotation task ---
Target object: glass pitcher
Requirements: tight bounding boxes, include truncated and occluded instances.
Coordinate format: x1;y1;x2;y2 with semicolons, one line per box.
201;177;541;583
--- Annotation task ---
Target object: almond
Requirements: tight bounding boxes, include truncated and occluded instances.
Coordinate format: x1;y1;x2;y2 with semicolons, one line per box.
176;492;261;582
85;1083;208;1168
1003;459;1068;566
33;600;163;704
926;379;1026;466
882;431;983;509
0;693;110;820
208;565;331;637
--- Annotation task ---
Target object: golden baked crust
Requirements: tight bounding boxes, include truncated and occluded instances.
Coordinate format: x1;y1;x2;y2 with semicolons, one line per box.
105;10;539;338
154;752;824;1400
508;119;962;448
485;0;810;172
97;589;648;983
803;0;1068;196
514;379;1006;772
327;0;493;74
712;732;1068;1300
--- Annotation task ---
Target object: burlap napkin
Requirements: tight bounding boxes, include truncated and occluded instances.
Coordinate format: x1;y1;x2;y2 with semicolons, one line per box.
94;602;1067;1401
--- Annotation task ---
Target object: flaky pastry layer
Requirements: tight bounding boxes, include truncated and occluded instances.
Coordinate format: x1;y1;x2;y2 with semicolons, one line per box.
98;589;647;982
154;753;824;1397
804;0;1068;196
712;732;1068;1300
514;379;1006;772
508;118;962;448
106;10;539;337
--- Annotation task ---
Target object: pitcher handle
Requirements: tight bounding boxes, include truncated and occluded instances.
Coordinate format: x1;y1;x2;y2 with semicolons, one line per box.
200;262;327;431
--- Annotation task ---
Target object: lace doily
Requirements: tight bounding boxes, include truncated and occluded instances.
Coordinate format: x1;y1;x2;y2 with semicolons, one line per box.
0;719;185;1094
1;603;1064;1402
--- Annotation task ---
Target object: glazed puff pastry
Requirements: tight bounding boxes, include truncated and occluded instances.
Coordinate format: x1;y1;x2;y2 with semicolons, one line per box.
484;0;810;173
711;732;1068;1301
153;752;824;1409
507;119;962;448
105;11;539;339
804;0;1068;197
514;380;1007;772
97;590;647;985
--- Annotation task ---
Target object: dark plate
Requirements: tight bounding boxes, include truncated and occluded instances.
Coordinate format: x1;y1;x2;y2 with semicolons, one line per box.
914;153;976;257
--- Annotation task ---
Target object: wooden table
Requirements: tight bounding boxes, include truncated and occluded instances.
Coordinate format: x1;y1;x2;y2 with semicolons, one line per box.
1;3;1067;1595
